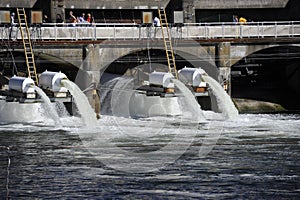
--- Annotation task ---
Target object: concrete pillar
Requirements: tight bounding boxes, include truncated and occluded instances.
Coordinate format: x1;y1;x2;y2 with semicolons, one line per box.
51;0;65;23
216;42;232;95
182;0;195;23
77;44;101;119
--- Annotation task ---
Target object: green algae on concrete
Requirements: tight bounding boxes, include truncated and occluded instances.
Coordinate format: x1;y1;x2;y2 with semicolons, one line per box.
233;98;286;114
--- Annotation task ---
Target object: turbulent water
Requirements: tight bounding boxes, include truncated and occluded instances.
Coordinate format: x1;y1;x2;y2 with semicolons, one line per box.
34;86;60;124
0;113;299;199
61;80;97;127
0;87;62;124
172;79;205;123
0;75;298;199
202;75;239;120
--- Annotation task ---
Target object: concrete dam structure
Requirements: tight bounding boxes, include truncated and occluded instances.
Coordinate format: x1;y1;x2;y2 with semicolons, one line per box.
0;0;299;114
1;33;299;113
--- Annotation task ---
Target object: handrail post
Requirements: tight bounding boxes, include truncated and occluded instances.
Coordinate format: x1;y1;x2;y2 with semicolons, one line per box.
187;24;189;39
113;24;116;40
261;22;264;38
257;22;260;38
222;22;224;38
275;21;277;38
239;25;243;38
292;21;294;37
139;25;141;40
132;25;135;40
93;24;96;40
55;25;57;41
205;23;208;39
75;26;78;41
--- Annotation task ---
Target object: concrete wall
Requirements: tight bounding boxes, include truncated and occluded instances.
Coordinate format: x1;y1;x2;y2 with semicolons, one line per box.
0;0;37;8
1;0;288;9
193;0;289;9
39;48;83;69
63;0;170;9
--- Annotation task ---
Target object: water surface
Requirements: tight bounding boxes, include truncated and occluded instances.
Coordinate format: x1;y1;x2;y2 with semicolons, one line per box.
0;113;299;199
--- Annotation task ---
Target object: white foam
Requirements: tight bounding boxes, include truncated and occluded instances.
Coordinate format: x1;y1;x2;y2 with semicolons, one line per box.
0;101;44;123
61;80;97;127
202;75;239;120
34;86;60;123
172;79;206;123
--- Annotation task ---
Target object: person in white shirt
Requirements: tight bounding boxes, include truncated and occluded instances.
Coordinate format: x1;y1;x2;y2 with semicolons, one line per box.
153;17;160;27
9;12;16;40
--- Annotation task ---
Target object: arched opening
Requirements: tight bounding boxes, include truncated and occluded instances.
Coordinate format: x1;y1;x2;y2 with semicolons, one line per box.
99;48;218;116
231;46;300;110
0;50;79;85
102;48;218;79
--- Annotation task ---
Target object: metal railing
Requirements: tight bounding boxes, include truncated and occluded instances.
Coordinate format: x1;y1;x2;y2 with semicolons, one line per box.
1;21;300;41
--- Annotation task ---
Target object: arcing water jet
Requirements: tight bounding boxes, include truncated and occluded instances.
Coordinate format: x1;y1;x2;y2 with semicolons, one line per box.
179;67;238;119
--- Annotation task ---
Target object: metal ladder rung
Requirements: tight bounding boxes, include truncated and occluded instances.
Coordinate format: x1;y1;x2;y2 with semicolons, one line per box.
158;8;178;79
17;7;38;84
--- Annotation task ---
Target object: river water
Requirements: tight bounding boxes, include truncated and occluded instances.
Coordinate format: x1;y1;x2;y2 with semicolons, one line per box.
0;112;299;199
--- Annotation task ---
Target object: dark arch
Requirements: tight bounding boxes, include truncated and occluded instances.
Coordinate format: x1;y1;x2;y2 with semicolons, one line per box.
100;48;218;112
231;45;300;110
101;48;218;80
0;50;79;82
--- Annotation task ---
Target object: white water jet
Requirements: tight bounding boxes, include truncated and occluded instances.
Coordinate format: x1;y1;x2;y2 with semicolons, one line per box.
55;102;71;117
34;86;60;123
172;79;206;123
201;75;238;120
101;74;187;118
61;80;97;126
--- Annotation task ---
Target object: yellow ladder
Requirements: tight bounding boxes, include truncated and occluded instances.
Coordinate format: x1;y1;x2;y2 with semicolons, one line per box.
16;8;38;85
158;9;178;79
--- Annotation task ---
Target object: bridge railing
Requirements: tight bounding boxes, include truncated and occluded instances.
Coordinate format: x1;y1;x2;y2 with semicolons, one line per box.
182;21;300;39
1;21;300;41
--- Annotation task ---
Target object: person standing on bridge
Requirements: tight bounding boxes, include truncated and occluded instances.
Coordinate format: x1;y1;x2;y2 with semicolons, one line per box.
239;17;247;25
233;15;239;24
87;13;92;23
55;14;64;27
9;12;16;40
152;17;161;38
69;11;77;26
153;17;160;27
56;14;63;23
78;13;87;23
